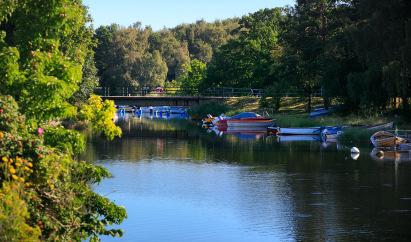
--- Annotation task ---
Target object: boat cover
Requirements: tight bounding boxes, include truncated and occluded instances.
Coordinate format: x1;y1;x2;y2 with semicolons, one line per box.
230;112;262;119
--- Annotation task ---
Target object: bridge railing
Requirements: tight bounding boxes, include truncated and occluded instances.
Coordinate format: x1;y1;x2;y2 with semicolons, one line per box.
95;87;323;98
95;87;266;97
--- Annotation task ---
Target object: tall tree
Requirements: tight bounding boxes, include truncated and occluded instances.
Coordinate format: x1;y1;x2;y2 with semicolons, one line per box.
205;8;284;88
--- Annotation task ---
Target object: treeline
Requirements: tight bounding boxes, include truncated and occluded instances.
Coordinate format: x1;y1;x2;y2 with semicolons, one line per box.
95;0;411;113
94;19;238;91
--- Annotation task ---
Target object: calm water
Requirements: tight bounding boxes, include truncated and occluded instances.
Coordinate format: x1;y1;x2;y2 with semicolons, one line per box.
85;115;411;242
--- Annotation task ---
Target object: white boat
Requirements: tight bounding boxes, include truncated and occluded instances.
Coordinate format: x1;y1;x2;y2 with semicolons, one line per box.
139;106;154;113
226;126;268;132
277;135;322;142
321;127;343;142
169;107;187;114
278;127;323;135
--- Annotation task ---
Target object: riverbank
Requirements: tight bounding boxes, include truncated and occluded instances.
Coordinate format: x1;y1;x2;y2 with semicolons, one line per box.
189;97;410;143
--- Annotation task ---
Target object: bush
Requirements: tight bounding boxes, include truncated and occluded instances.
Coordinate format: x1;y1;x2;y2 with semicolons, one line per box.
0;96;126;241
188;101;229;118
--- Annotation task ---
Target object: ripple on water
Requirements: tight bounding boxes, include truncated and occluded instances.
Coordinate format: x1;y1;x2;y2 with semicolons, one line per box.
311;192;324;195
308;203;327;206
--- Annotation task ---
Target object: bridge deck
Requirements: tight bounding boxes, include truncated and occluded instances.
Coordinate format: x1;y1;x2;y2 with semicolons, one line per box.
101;95;242;106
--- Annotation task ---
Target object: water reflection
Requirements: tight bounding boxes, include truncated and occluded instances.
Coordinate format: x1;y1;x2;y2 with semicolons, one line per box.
88;115;411;242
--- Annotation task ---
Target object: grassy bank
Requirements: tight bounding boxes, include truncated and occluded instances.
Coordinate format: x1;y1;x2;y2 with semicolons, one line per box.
190;97;406;127
190;97;410;143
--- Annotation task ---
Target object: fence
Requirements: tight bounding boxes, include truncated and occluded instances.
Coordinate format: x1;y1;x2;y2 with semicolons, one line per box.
96;86;323;98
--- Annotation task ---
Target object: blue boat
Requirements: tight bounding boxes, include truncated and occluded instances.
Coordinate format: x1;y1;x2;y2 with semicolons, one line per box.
321;126;343;142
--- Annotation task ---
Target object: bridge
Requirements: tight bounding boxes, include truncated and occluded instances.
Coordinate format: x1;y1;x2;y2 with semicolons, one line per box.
102;95;229;107
98;87;265;106
97;86;323;107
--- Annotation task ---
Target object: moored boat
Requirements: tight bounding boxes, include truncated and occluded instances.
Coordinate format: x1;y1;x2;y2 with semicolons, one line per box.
321;127;343;142
277;135;322;142
226;112;273;128
367;122;394;131
267;126;280;135
309;108;330;118
277;127;323;136
370;131;407;148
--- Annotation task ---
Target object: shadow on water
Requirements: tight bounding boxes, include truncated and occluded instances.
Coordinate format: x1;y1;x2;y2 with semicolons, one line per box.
86;114;411;242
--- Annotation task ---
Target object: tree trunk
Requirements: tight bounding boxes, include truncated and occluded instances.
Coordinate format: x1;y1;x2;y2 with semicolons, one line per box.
274;97;281;112
307;95;312;113
323;96;331;109
402;97;410;110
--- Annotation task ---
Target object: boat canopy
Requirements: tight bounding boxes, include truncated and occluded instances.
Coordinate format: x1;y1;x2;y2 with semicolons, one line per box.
230;112;262;119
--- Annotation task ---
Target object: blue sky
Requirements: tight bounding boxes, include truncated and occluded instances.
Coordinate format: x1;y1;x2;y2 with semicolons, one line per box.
83;0;295;30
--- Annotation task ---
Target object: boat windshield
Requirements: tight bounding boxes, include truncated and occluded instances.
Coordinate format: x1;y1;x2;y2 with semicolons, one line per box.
230;112;261;119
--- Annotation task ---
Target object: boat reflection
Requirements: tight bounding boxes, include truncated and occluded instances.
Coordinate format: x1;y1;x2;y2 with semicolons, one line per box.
210;126;268;140
276;135;322;143
371;148;411;163
136;112;189;120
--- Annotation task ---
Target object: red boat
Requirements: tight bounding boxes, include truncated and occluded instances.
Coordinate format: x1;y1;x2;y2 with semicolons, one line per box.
213;112;273;128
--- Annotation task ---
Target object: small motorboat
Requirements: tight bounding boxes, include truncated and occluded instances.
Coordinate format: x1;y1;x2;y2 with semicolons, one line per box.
370;131;407;148
277;135;322;143
169;106;187;114
277;127;323;136
202;114;215;127
212;115;229;127
138;106;154;114
267;126;280;135
226;112;273;128
309;108;330;118
321;127;343;142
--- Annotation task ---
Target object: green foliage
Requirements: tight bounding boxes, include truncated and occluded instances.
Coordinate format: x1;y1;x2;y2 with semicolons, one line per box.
80;95;122;140
0;1;125;241
189;101;229;118
0;182;41;242
94;24;168;90
0;0;95;123
94;19;239;91
44;127;85;155
178;59;207;95
205;8;284;88
72;51;100;104
0;96;126;241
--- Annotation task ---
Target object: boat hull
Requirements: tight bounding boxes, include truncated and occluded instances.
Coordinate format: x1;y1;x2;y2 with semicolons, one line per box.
227;119;273;128
278;127;322;135
278;135;322;142
370;131;407;148
367;122;394;131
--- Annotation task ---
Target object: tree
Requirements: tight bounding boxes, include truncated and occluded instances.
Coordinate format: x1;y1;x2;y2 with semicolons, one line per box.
178;59;207;95
148;30;190;81
0;0;125;240
205;8;284;89
137;50;168;88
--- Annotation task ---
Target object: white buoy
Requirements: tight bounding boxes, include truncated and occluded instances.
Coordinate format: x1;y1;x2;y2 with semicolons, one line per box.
351;153;360;160
351;147;360;154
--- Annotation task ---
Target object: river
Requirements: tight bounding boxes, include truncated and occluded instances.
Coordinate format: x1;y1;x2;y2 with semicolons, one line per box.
85;114;411;242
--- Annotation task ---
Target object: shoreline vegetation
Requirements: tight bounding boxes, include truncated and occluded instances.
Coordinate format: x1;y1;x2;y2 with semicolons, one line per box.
188;97;410;143
0;1;125;241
